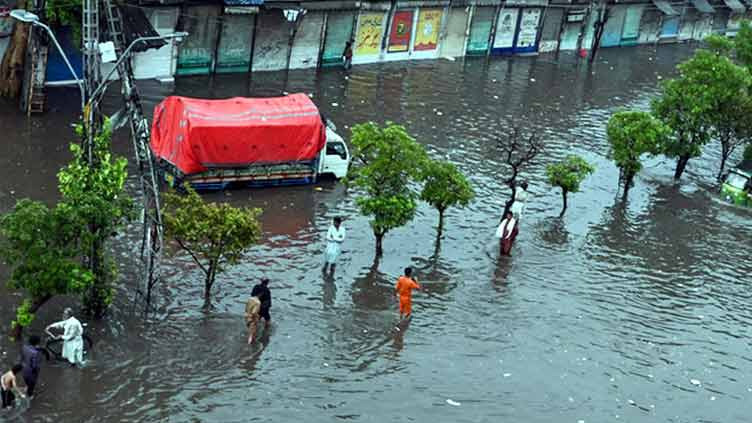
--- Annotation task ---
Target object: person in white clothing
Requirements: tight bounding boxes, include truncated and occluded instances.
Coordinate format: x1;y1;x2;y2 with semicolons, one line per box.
45;308;84;367
323;217;346;275
510;181;529;219
495;211;519;256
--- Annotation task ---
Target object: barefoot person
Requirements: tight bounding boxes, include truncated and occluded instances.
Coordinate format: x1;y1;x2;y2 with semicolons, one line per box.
45;308;84;366
496;211;518;256
1;364;25;409
20;335;42;398
245;294;262;344
323;217;346;274
251;278;272;329
395;267;421;320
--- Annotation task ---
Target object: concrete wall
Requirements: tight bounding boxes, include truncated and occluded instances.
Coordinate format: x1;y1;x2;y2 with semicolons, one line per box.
441;6;470;57
253;9;292;71
290;11;325;69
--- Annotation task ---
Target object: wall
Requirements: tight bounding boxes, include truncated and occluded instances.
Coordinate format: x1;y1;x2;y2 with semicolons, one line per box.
133;7;179;80
289;11;325;69
539;6;563;53
440;6;469;57
253;9;292;71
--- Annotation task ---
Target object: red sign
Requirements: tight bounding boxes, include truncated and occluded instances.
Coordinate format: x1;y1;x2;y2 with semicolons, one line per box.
388;11;413;53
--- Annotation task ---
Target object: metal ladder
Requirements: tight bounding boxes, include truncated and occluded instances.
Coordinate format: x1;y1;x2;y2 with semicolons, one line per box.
103;0;164;306
24;37;48;115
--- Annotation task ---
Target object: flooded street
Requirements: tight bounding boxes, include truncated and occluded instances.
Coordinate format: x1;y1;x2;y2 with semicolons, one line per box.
1;44;752;422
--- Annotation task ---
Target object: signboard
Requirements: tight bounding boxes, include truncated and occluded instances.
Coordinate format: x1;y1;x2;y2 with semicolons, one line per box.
493;8;518;49
414;8;442;51
224;6;258;14
388;10;413;52
515;8;540;49
354;12;384;55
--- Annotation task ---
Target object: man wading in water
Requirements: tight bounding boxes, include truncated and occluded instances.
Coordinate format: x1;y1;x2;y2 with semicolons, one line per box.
395;267;421;320
20;335;42;398
45;308;84;367
251;278;272;330
1;364;25;409
245;294;262;344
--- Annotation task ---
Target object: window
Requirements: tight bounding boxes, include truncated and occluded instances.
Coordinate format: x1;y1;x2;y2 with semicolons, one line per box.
725;172;748;190
326;142;347;160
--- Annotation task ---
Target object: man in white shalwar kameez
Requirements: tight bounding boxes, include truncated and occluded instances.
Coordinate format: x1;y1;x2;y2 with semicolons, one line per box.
323;217;346;275
45;308;84;366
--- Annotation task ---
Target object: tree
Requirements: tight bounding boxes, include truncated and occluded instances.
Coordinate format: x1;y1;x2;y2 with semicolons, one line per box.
546;155;595;217
163;186;262;308
58;121;134;317
348;122;429;256
653;50;727;180
745;143;752;161
607;111;669;200
0;200;93;338
699;35;752;179
496;128;543;217
420;160;475;236
0;0;30;99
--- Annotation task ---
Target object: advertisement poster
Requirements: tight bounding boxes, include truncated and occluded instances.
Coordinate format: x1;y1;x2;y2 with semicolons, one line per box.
493;9;519;49
355;12;385;55
413;9;442;51
388;11;414;52
514;8;541;49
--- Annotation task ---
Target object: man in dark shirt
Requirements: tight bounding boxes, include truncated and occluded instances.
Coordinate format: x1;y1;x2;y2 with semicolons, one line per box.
20;335;41;398
251;278;272;328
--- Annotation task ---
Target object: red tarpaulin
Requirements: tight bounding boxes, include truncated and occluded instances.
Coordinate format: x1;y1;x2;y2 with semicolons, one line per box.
150;94;326;175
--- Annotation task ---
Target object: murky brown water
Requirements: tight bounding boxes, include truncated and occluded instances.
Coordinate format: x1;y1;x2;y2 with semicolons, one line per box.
2;45;752;422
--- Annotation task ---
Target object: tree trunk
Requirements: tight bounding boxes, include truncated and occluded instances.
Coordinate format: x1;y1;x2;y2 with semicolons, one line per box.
85;234;110;318
437;208;445;237
375;233;384;257
718;142;730;181
503;185;517;218
0;2;30;99
203;262;216;308
559;189;568;217
674;155;690;180
623;171;635;200
10;295;52;339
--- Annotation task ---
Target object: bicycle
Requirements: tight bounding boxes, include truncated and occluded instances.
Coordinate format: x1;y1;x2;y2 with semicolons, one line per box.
41;326;94;362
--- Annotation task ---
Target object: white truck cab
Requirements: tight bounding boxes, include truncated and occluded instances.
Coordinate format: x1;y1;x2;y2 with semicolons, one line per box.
319;125;350;179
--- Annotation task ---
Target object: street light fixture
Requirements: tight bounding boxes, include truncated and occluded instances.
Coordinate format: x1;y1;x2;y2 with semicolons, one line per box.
88;31;188;104
10;9;85;112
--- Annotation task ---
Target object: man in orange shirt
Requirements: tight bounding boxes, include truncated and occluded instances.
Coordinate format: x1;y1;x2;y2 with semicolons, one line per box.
395;267;421;320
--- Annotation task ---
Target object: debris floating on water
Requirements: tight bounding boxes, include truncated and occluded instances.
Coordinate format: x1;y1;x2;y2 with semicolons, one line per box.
690;379;701;386
446;399;461;406
331;102;339;107
503;373;511;377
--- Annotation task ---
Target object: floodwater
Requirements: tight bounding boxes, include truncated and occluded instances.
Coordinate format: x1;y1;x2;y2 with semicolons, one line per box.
1;44;751;422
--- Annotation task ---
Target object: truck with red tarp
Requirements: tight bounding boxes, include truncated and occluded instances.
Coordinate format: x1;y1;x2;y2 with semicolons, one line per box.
150;93;350;190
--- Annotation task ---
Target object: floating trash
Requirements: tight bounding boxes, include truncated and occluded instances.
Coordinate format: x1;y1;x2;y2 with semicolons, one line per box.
503;373;511;377
446;399;461;406
331;102;339;107
690;379;701;386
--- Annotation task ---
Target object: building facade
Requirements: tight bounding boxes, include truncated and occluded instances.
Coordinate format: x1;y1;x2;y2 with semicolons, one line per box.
1;0;751;84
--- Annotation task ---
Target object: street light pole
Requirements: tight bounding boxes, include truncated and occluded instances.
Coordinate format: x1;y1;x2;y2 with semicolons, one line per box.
88;32;188;105
10;9;86;113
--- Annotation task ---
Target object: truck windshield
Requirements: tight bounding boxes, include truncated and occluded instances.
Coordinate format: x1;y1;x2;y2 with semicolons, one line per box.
326;143;347;160
725;172;749;190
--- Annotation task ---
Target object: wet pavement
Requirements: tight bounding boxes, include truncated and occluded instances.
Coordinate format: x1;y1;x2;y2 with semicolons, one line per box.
1;44;751;422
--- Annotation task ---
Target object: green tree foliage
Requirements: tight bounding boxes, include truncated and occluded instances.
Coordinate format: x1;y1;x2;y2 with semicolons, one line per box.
45;0;83;47
546;155;595;217
420;160;475;235
607;111;669;199
744;143;752;161
58;121;133;317
0;121;131;334
0;200;93;337
652;50;747;180
348;122;429;256
163;186;262;308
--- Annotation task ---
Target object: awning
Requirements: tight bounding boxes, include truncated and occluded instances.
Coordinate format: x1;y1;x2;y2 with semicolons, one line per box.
690;0;714;13
652;0;680;15
300;0;360;10
396;0;450;7
723;0;746;12
224;0;263;4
